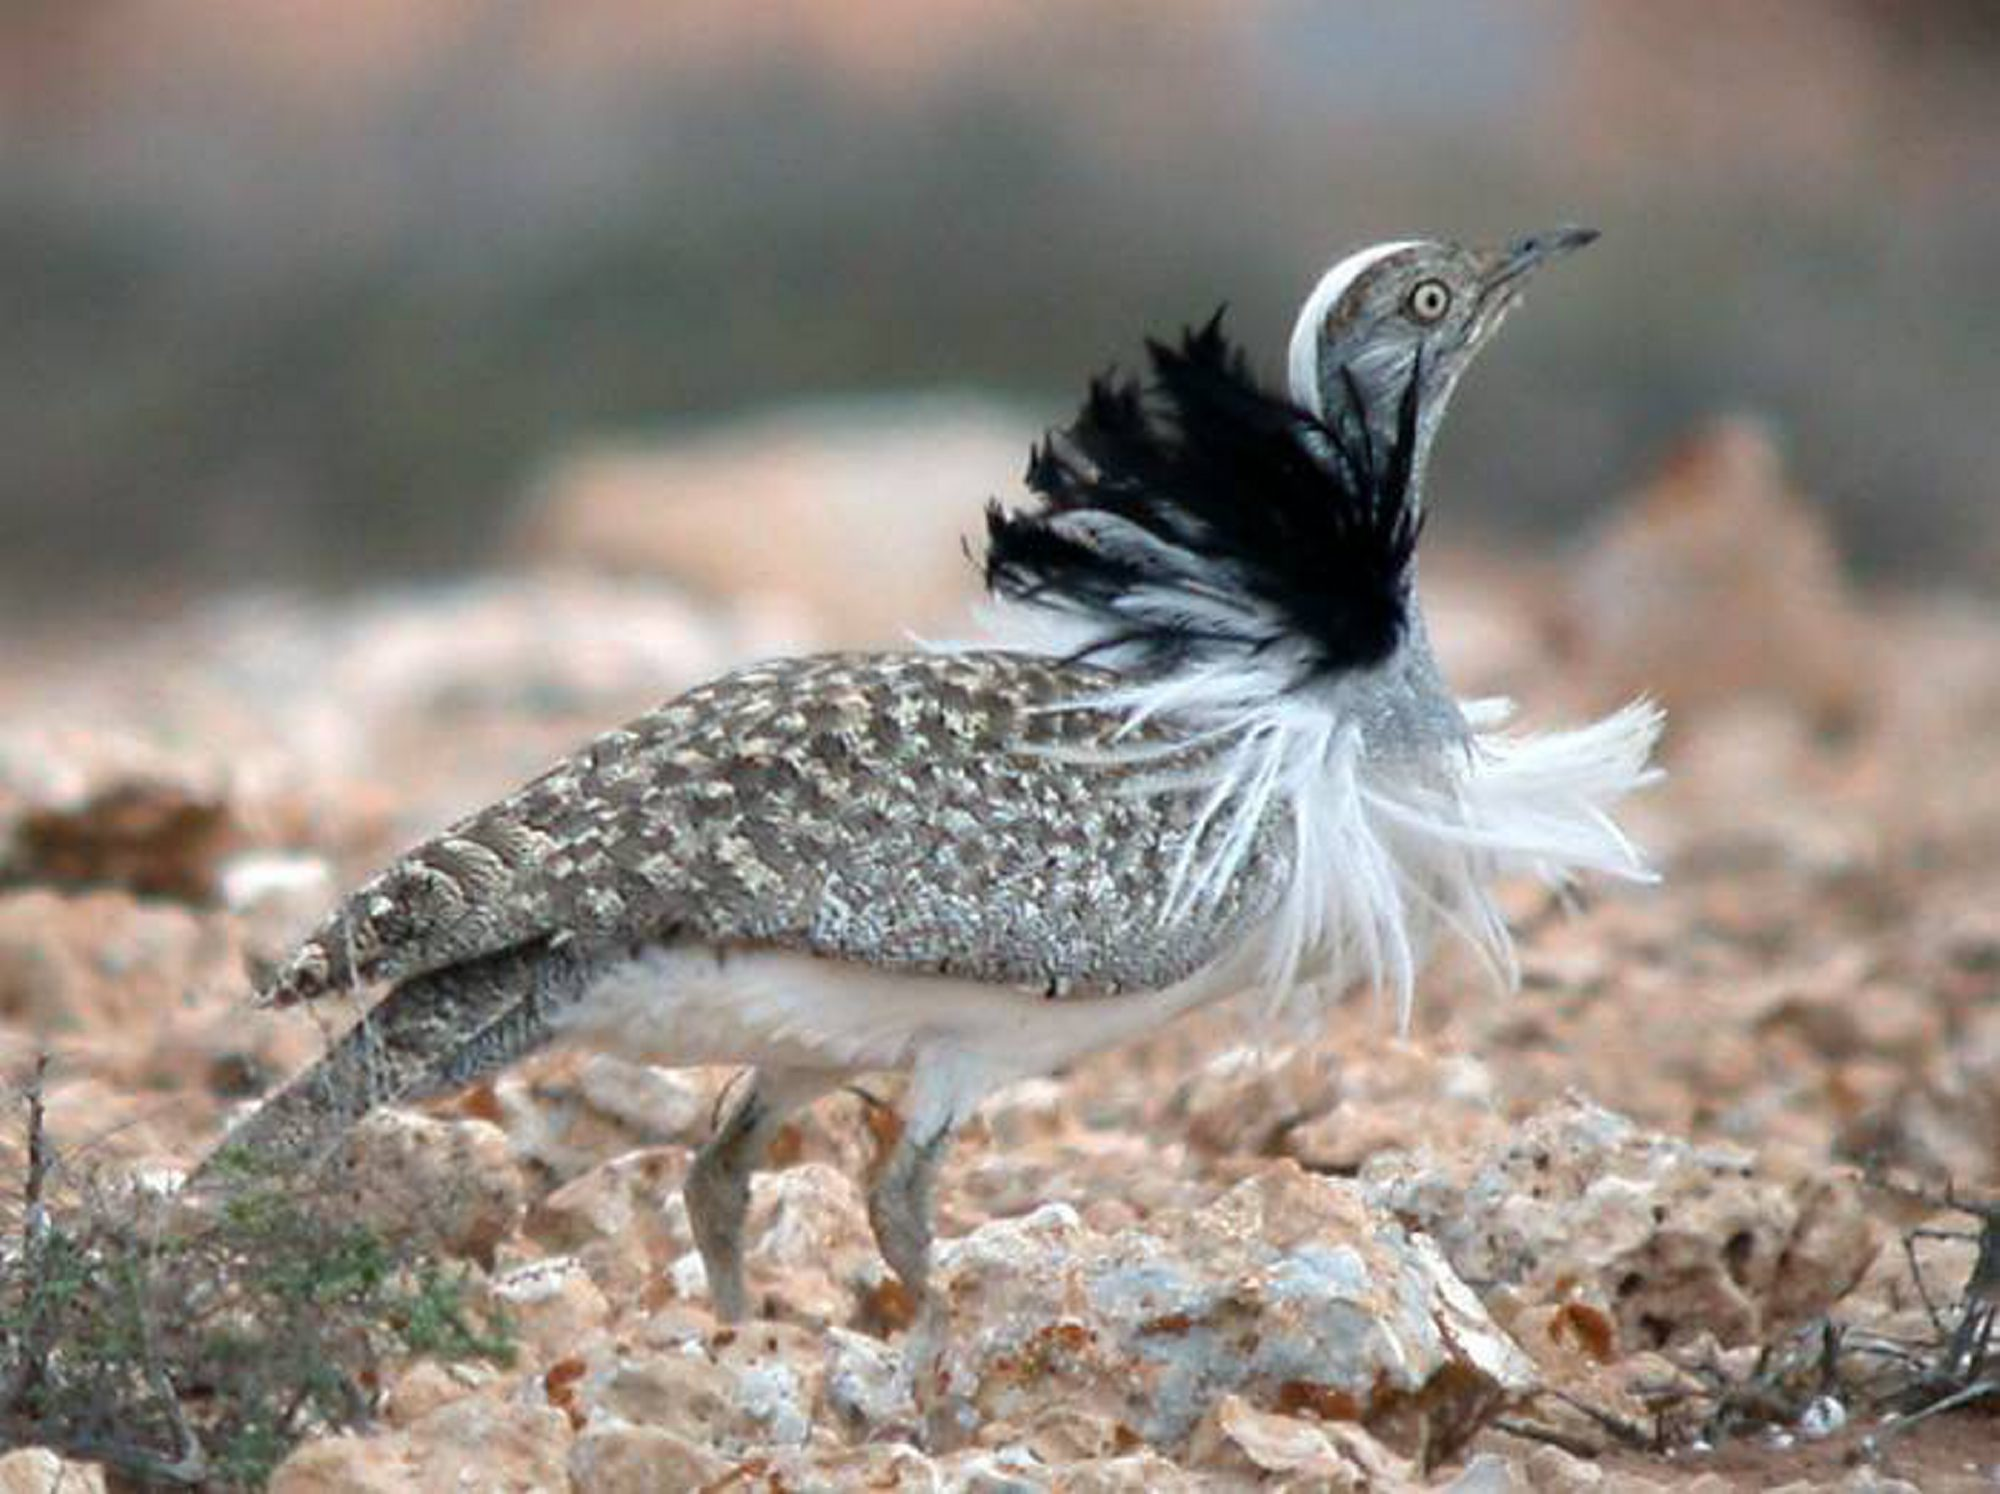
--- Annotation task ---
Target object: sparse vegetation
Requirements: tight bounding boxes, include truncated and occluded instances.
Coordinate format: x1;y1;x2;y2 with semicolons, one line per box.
0;1057;512;1488
1498;1180;2000;1472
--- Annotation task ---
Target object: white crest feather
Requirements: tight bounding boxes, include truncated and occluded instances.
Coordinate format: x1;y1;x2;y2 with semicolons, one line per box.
1287;239;1423;415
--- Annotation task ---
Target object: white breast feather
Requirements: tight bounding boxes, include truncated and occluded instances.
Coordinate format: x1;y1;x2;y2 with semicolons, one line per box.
1022;643;1663;1034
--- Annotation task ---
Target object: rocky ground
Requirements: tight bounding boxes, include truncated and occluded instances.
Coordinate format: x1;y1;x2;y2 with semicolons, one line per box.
1;417;1997;1490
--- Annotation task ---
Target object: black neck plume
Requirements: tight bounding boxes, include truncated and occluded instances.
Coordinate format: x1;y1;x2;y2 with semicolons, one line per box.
984;312;1424;684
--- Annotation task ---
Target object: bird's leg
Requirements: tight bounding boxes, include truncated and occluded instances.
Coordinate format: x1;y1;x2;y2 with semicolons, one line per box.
866;1047;997;1315
868;1116;953;1309
685;1065;834;1322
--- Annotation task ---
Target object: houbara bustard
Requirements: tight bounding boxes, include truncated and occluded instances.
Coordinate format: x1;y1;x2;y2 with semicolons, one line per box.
198;229;1661;1321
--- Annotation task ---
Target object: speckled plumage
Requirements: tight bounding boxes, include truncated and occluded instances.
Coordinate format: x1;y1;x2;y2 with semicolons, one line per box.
203;232;1659;1328
265;650;1285;1011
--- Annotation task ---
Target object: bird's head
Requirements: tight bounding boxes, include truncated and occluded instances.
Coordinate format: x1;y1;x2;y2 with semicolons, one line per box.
1287;227;1598;472
986;226;1600;685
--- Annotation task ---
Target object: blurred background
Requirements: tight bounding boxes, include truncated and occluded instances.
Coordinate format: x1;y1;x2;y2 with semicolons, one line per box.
6;14;2000;1484
4;0;1998;624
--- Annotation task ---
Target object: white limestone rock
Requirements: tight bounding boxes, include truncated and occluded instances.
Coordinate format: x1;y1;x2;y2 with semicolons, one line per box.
912;1161;1534;1461
1363;1097;1878;1353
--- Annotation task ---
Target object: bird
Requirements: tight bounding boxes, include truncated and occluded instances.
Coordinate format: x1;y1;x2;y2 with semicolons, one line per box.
196;228;1662;1323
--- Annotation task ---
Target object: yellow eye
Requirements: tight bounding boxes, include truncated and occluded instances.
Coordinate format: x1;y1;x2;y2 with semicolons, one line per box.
1406;279;1452;323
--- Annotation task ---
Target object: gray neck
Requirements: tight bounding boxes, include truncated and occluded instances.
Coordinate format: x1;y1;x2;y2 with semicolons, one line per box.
1310;585;1468;771
1316;342;1466;515
1406;400;1457;512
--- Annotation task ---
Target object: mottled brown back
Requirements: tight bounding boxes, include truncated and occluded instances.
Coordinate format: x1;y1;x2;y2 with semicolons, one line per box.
263;650;1286;1009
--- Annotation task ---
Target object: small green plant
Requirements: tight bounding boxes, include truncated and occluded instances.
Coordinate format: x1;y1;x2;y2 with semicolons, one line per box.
0;1057;513;1487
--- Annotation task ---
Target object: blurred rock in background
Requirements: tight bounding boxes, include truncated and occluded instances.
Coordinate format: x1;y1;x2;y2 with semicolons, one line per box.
1562;416;1872;733
516;395;1029;644
2;1;1997;614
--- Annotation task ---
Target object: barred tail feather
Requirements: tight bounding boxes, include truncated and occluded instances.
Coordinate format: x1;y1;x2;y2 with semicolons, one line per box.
195;938;598;1180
